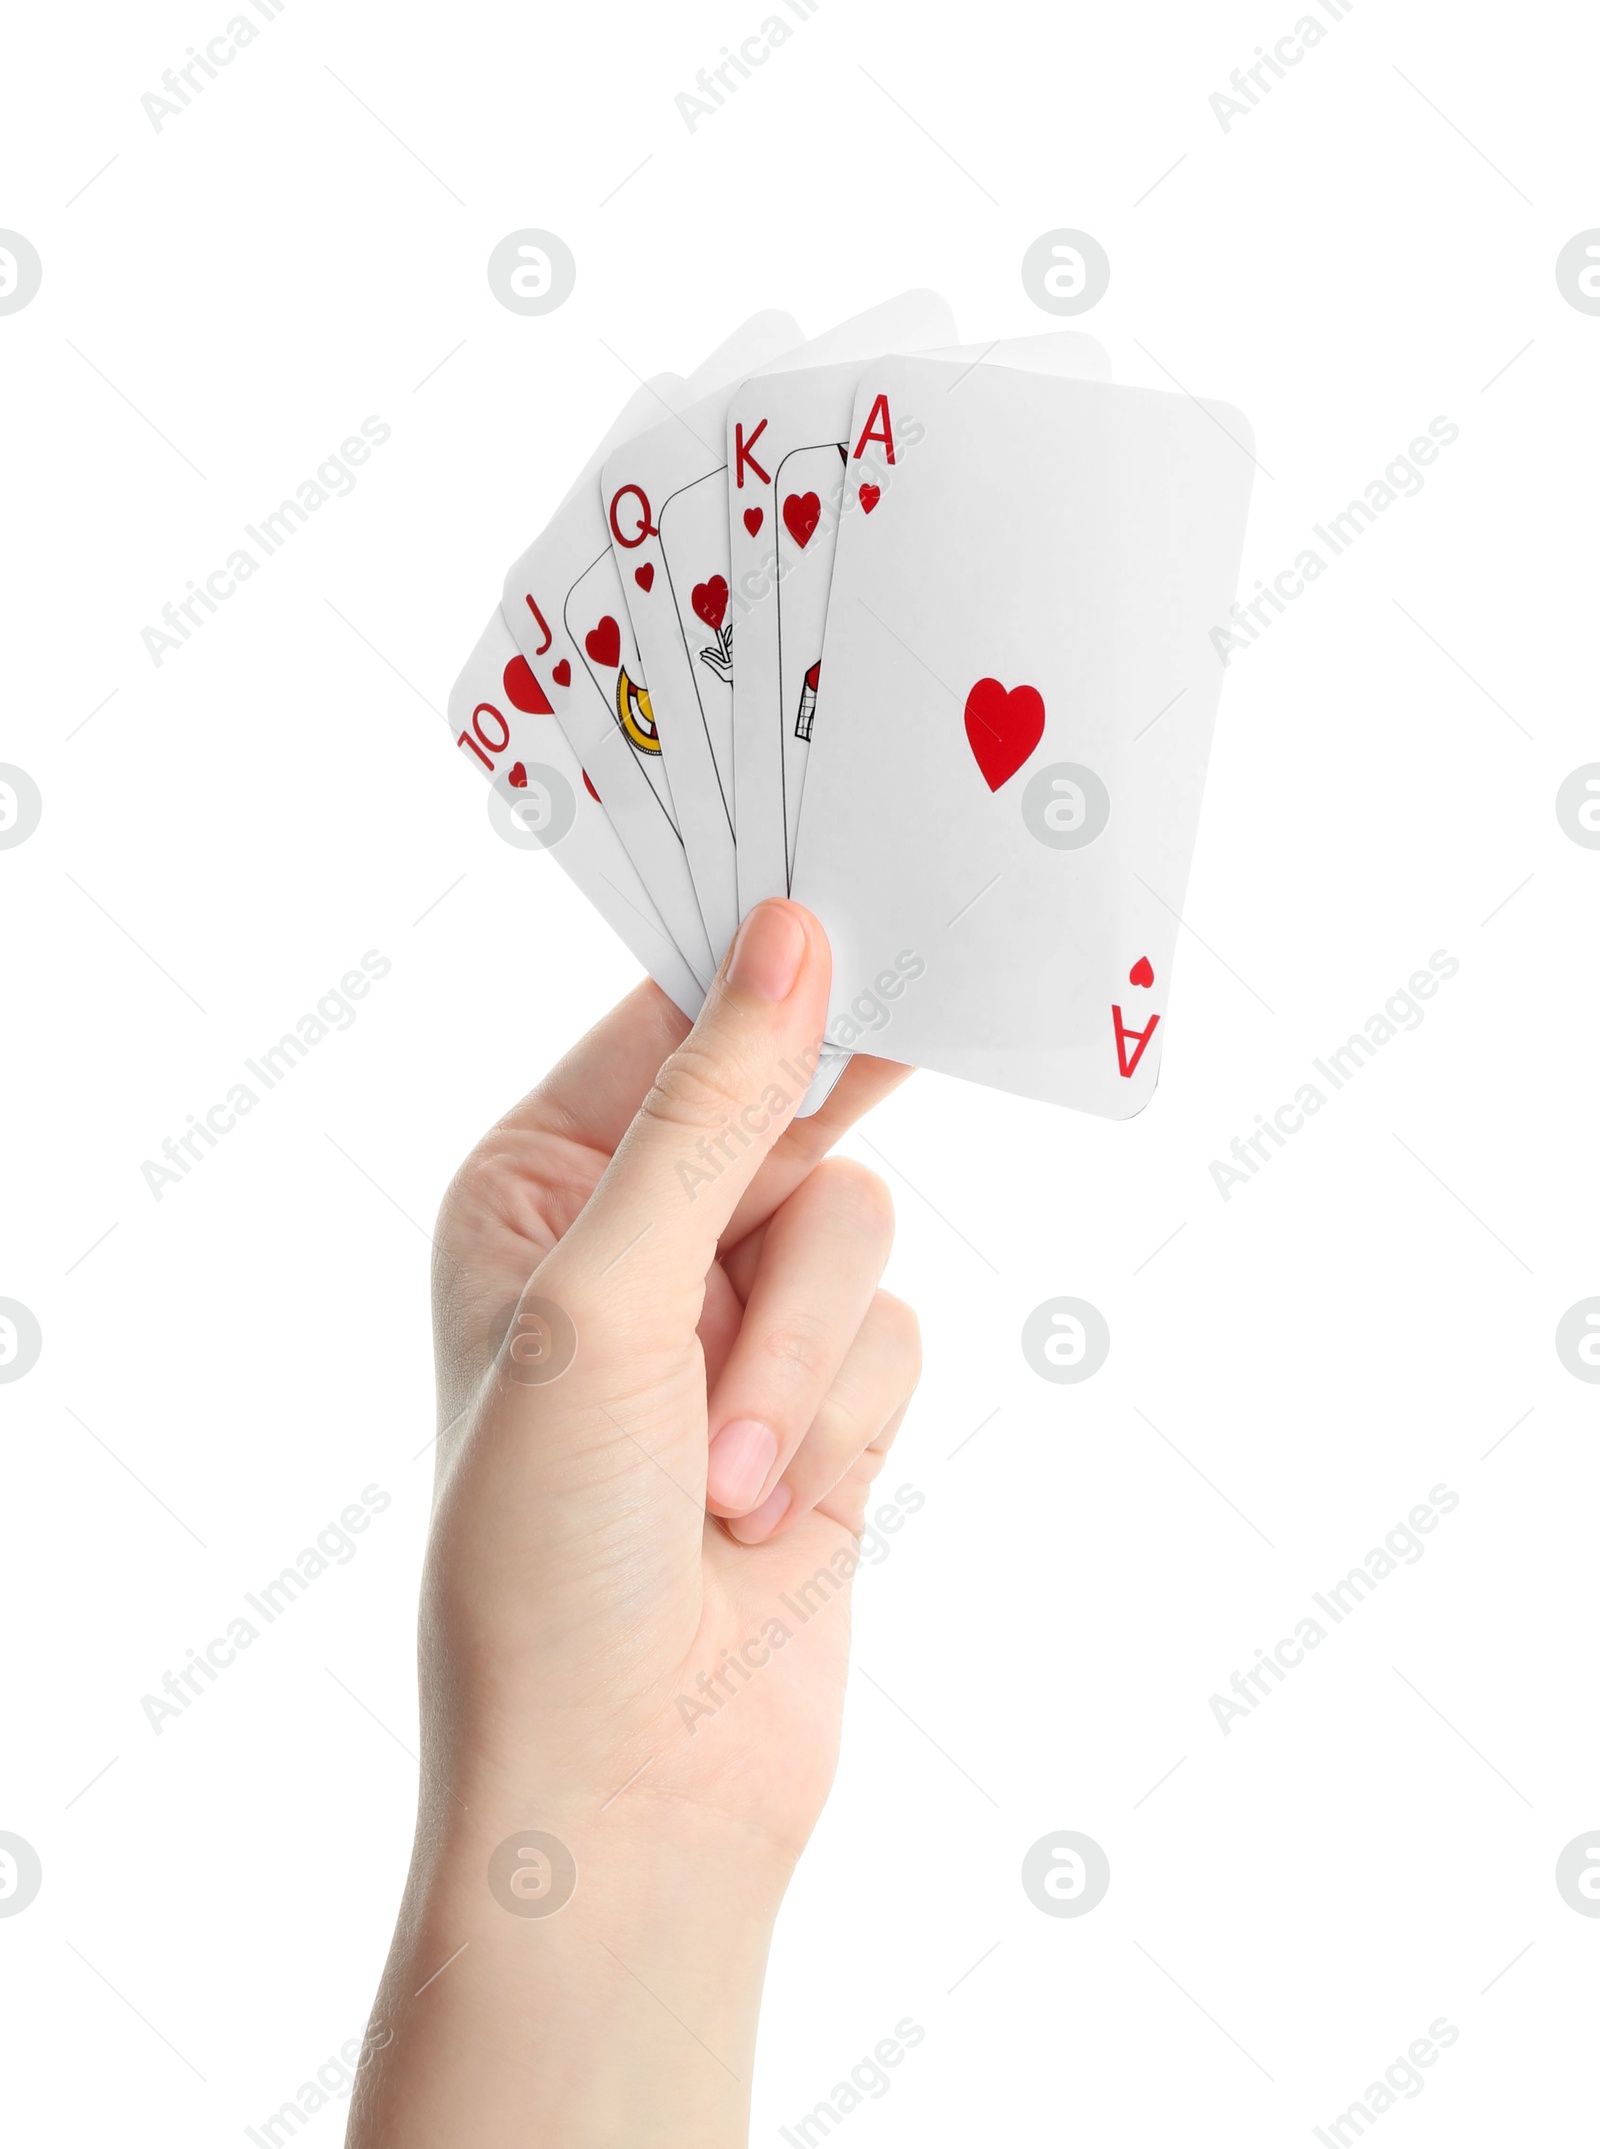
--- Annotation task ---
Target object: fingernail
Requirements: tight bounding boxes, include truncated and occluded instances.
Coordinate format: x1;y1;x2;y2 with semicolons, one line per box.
725;901;806;1003
705;1418;778;1511
728;1482;793;1545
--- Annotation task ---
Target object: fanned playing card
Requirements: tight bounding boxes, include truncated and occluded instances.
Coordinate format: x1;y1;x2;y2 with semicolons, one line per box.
444;376;702;1013
603;296;952;965
447;300;1254;1124
728;327;1107;913
588;314;800;963
502;315;803;988
789;358;1255;1116
447;610;702;1019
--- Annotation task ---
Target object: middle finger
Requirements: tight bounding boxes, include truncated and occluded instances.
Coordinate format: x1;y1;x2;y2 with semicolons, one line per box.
703;1158;894;1517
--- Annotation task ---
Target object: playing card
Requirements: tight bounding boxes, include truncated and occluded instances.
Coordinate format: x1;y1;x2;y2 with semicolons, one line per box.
729;326;1108;912
920;332;1112;377
552;372;683;512
446;600;845;1116
729;330;1108;1120
448;610;702;1019
604;296;951;965
790;358;1255;1117
503;316;804;987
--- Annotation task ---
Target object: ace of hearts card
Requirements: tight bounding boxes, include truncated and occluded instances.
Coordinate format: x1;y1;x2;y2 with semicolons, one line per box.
789;357;1256;1116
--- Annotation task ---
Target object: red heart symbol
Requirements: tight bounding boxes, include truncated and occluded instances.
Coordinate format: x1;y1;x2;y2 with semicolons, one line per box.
634;563;654;593
859;483;881;514
963;677;1045;792
1129;956;1154;989
581;768;600;804
502;655;551;715
585;616;620;668
783;490;822;548
743;506;764;536
508;762;527;789
551;657;571;688
692;575;728;630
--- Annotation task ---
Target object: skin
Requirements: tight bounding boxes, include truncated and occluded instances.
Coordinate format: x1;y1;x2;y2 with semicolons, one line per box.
346;901;920;2146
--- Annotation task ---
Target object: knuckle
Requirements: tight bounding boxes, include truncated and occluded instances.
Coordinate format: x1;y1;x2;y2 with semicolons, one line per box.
436;1140;512;1242
857;1430;894;1479
868;1403;910;1463
436;1135;548;1251
812;1157;896;1248
760;1308;837;1385
877;1291;923;1385
638;1037;759;1141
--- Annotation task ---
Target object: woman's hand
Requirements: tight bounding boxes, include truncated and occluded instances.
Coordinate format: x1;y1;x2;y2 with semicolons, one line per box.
348;902;919;2148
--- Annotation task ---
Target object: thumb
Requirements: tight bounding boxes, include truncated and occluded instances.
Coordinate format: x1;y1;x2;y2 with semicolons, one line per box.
546;899;832;1327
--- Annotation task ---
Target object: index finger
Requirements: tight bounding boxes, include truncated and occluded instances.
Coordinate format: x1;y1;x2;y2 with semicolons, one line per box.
721;1051;911;1252
506;981;691;1158
488;980;910;1246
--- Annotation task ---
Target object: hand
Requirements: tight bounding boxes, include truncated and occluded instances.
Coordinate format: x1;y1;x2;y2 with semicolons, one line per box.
348;902;920;2148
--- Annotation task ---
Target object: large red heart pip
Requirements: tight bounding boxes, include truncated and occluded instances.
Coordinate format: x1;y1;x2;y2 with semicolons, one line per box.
502;655;551;716
692;575;729;631
743;506;764;536
585;616;621;668
963;677;1045;792
783;491;821;548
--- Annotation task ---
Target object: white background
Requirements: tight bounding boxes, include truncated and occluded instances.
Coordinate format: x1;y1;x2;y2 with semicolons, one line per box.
3;0;1598;2140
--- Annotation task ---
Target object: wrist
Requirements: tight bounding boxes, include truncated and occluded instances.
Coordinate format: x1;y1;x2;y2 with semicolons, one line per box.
349;1774;789;2147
